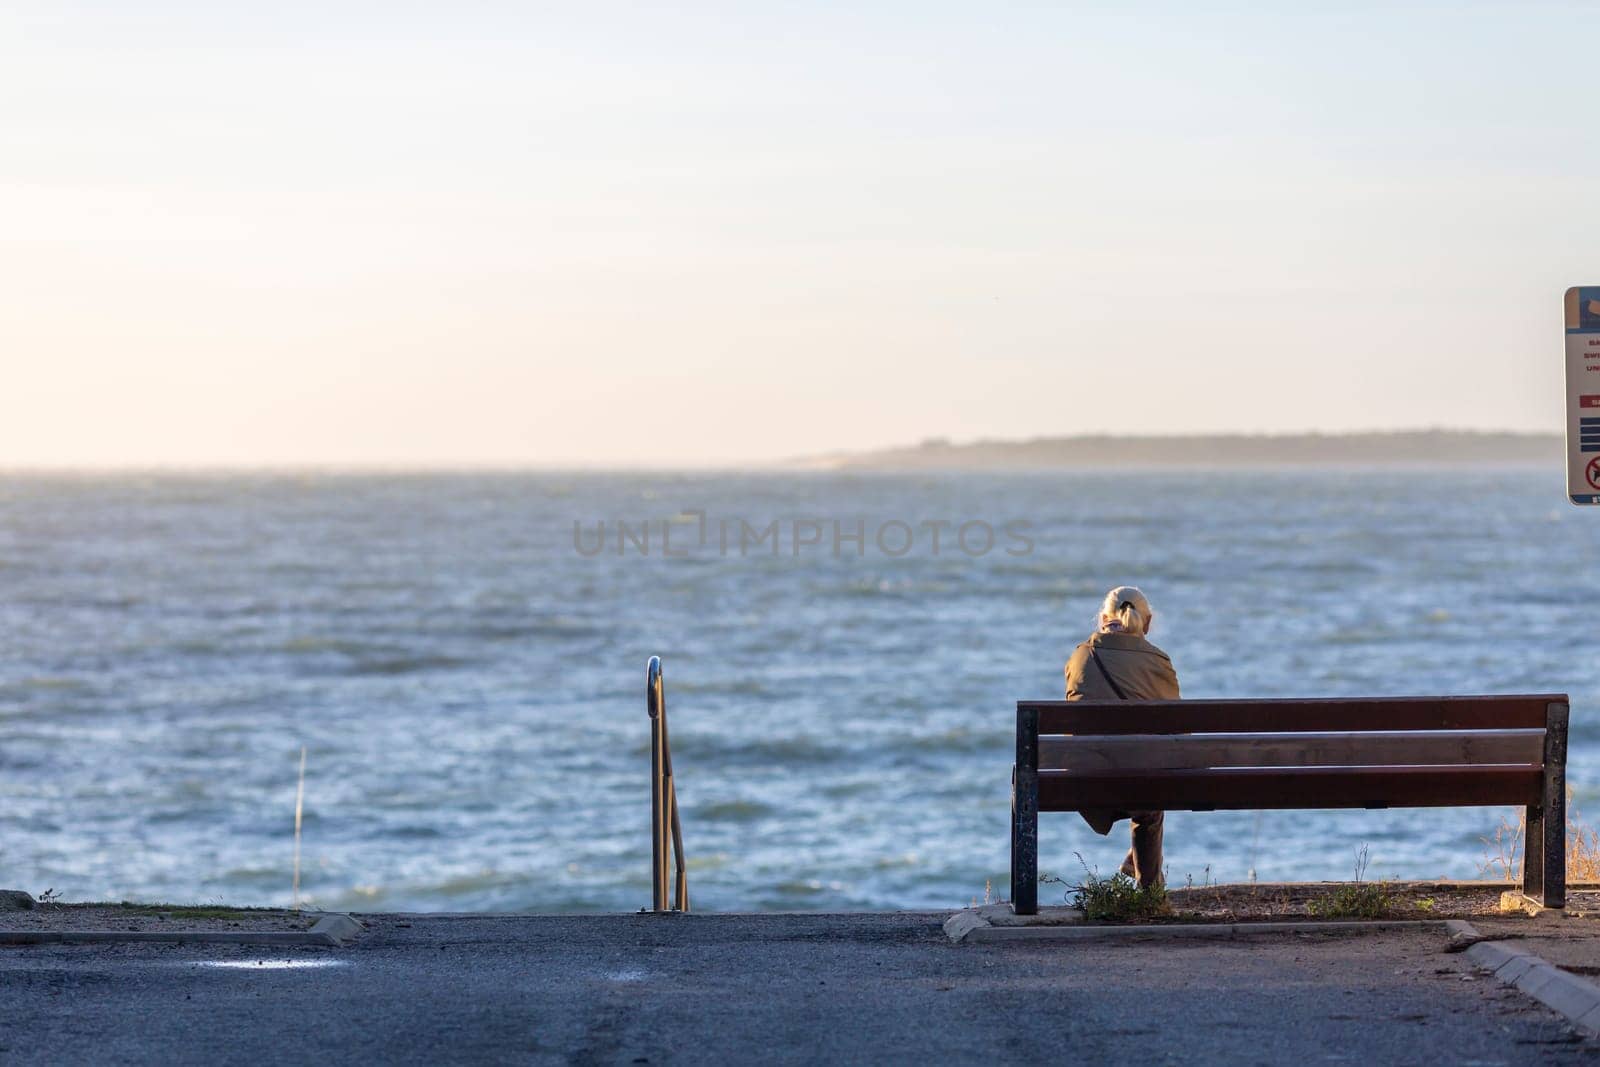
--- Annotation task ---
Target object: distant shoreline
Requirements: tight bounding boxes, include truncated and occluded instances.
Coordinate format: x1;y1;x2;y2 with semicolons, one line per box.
792;430;1562;471
0;430;1564;474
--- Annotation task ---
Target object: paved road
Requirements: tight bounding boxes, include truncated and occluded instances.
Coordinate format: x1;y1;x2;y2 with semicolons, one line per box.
1;914;1595;1065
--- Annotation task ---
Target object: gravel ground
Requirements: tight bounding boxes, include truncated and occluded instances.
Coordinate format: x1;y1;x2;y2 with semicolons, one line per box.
0;903;316;933
1;913;1596;1065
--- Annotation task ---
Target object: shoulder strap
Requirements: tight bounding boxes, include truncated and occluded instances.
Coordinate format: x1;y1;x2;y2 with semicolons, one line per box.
1089;647;1130;700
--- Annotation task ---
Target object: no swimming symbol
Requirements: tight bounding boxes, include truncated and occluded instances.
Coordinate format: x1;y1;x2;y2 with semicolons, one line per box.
1587;457;1600;491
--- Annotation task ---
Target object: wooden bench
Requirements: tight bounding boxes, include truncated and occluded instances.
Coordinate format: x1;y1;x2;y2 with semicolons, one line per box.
1010;695;1570;915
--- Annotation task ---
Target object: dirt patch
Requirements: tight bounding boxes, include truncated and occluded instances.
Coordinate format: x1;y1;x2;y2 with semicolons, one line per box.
1160;881;1521;922
1;903;318;933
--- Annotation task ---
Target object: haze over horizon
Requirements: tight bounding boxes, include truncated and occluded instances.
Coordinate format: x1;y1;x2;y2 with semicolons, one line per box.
3;3;1588;468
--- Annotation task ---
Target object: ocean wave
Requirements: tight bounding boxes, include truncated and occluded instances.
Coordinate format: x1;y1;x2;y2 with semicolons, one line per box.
272;638;478;674
673;678;771;697
894;727;1010;754
694;800;776;822
279;637;381;655
340;654;476;676
313;884;390;909
837;578;955;598
665;734;847;766
417;869;526;896
772;878;847;896
462;620;601;642
218;865;292;887
10;676;87;691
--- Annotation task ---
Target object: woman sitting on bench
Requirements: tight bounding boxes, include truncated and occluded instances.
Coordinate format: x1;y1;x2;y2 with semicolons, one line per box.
1064;586;1181;889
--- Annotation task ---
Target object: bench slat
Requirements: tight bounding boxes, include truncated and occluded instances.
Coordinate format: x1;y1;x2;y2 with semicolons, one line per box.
1038;729;1545;772
1024;696;1558;735
1038;765;1542;811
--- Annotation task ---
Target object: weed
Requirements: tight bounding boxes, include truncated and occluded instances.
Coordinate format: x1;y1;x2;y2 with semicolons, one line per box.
1308;883;1390;919
1417;897;1436;912
1069;854;1170;921
1307;845;1390;919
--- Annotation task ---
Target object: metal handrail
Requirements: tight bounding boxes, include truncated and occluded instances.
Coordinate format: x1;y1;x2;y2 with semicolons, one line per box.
647;656;688;912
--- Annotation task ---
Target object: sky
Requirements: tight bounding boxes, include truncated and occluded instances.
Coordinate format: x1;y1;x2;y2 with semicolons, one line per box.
0;2;1593;467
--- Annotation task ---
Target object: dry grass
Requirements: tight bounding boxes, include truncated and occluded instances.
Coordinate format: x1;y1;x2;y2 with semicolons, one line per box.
1480;816;1521;882
1575;810;1600;881
1479;788;1600;881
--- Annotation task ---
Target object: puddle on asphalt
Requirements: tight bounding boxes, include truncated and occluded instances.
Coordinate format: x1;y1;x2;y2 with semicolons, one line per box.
605;969;647;982
192;959;349;971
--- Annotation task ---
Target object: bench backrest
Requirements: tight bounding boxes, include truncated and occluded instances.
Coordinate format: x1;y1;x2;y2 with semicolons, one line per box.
1017;695;1568;812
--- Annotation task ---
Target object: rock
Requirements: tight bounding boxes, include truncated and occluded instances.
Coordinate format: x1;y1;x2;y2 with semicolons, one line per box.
943;911;989;943
0;890;36;911
944;903;1088;941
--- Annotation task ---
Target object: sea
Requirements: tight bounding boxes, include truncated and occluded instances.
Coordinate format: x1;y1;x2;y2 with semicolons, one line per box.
2;468;1596;914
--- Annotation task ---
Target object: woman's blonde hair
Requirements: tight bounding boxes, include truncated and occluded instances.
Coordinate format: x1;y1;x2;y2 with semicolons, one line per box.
1098;586;1153;637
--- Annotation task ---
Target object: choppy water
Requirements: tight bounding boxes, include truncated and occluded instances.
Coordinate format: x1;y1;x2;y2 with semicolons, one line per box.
2;469;1597;913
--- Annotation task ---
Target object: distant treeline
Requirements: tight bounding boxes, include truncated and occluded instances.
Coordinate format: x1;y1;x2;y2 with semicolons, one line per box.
804;430;1561;470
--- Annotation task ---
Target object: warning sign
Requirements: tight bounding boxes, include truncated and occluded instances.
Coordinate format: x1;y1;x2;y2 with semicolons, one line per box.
1565;287;1600;504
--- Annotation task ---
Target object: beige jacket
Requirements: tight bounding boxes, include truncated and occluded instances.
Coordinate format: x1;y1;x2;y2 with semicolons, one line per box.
1063;631;1180;836
1064;631;1180;702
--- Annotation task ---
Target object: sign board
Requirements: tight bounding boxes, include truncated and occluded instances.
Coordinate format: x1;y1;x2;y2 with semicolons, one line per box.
1566;286;1600;504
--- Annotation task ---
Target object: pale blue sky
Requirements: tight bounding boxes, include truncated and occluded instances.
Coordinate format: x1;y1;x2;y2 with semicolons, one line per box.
1;2;1591;465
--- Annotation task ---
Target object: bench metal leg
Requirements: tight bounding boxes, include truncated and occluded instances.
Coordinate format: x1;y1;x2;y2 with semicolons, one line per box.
1012;765;1038;915
1525;701;1569;909
1012;705;1039;915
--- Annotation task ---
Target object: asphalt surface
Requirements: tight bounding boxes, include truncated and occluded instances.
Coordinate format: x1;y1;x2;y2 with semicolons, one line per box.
1;913;1596;1065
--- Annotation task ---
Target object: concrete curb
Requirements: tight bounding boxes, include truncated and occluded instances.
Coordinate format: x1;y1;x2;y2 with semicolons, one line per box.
0;912;363;947
944;911;1446;944
1457;920;1600;1035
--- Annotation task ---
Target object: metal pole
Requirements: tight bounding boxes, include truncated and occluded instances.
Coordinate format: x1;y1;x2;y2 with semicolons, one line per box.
647;655;689;913
658;667;689;911
670;779;688;911
659;676;677;909
647;657;666;911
